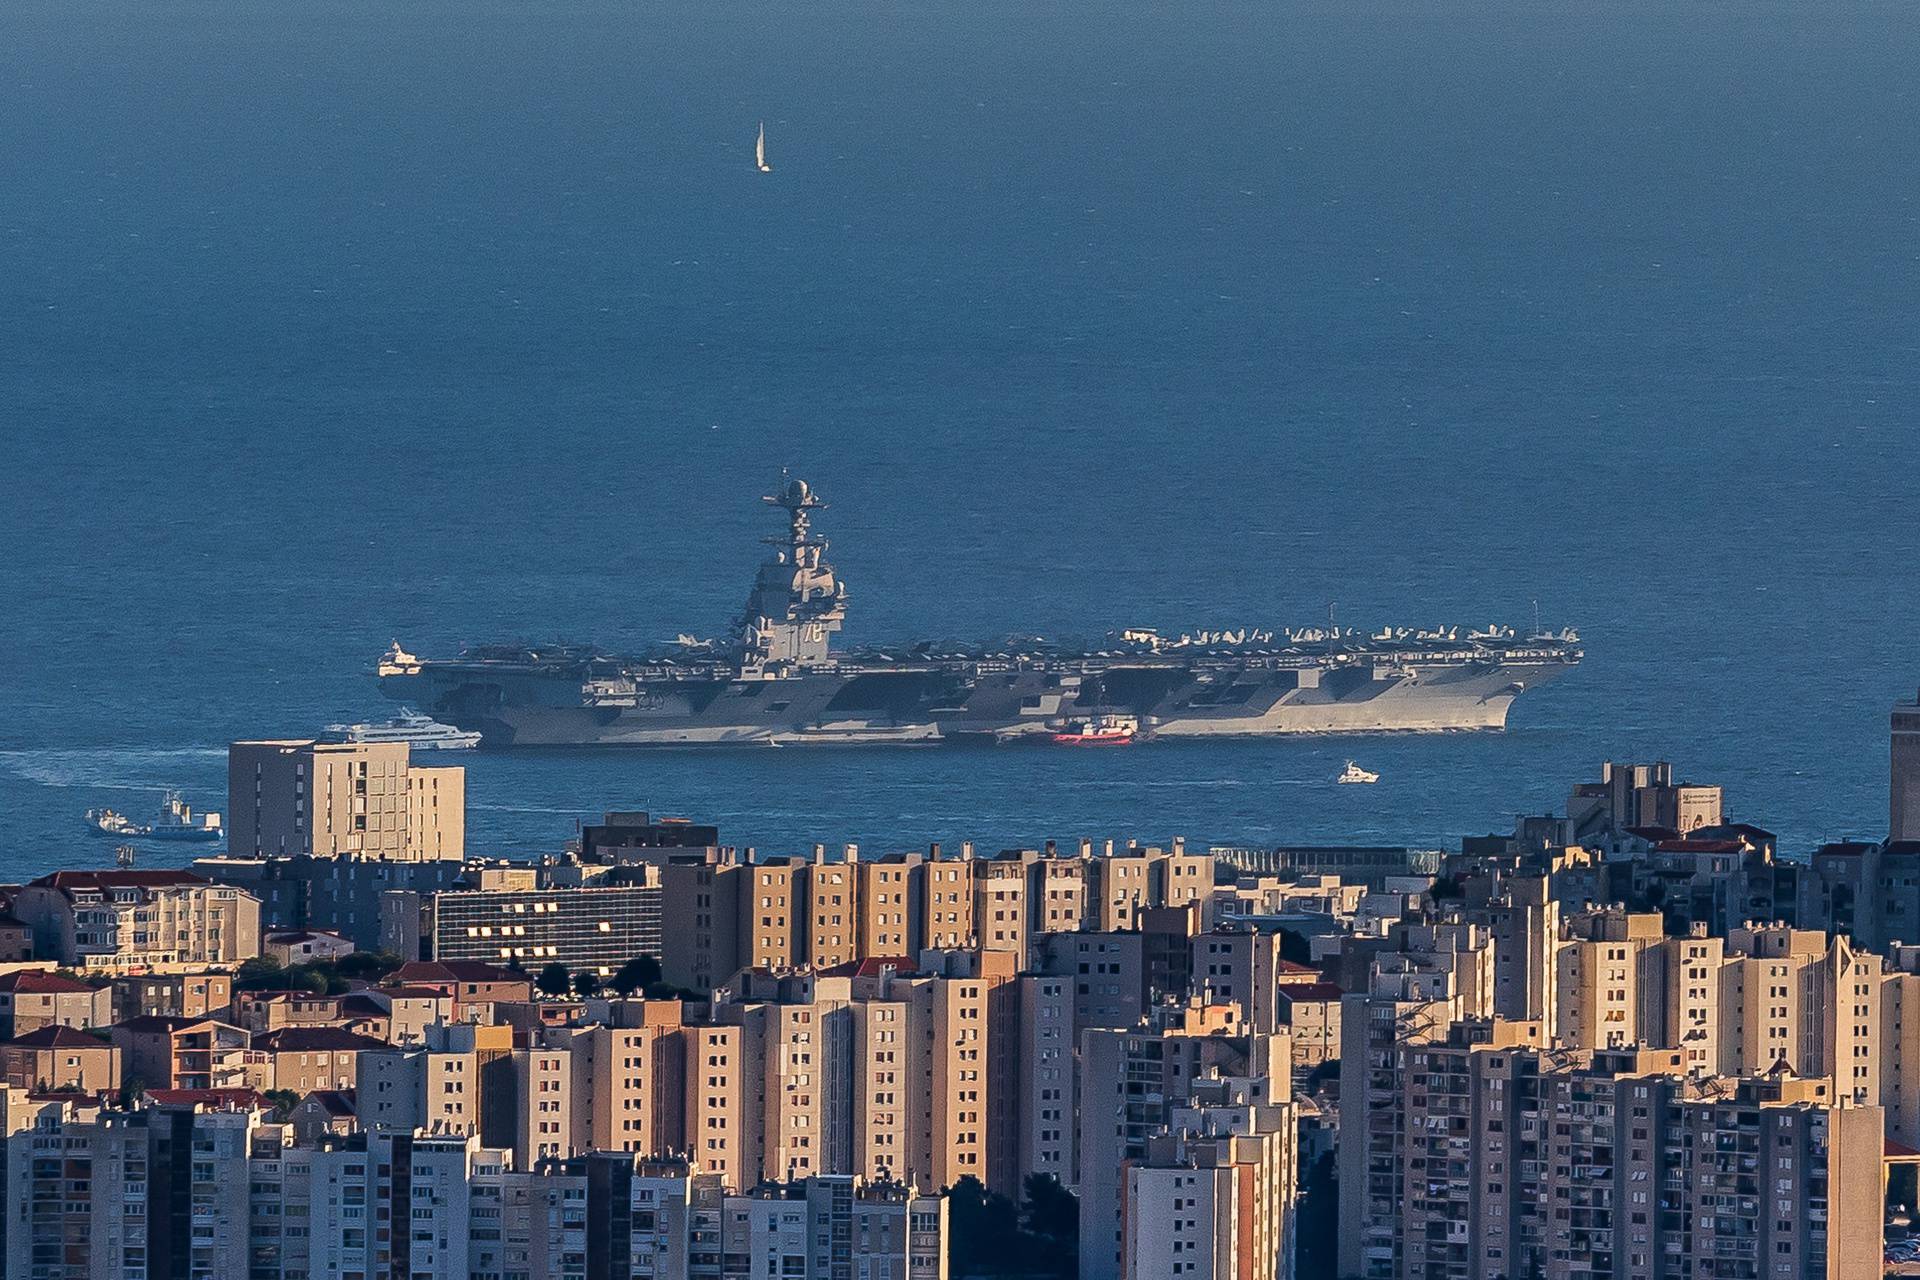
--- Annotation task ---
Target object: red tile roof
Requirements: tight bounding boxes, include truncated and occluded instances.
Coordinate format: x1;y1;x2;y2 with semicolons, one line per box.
390;960;527;987
814;957;915;980
5;1026;110;1049
0;971;100;995
32;870;208;891
253;1027;388;1054
143;1087;268;1110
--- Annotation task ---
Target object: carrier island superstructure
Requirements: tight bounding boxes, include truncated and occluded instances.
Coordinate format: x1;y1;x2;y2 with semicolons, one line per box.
376;479;1581;746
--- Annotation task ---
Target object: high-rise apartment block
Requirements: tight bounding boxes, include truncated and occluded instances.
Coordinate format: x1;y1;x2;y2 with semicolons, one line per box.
0;1093;949;1280
1335;1018;1882;1280
228;739;464;861
1895;691;1920;841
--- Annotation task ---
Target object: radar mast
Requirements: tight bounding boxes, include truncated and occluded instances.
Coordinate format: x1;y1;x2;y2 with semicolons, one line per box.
736;477;847;670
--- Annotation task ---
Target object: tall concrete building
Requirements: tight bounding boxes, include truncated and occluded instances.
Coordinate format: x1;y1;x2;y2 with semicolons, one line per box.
0;1094;952;1280
1336;1019;1884;1280
1896;690;1920;841
228;739;464;861
1122;1075;1297;1280
380;876;663;977
1078;1026;1288;1280
1568;759;1723;839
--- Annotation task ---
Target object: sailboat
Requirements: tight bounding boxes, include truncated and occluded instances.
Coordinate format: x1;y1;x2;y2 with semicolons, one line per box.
756;121;772;173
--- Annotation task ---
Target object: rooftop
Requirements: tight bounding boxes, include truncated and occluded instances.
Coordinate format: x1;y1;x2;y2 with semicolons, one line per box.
390;960;527;987
0;971;101;995
30;869;209;893
254;1027;389;1053
5;1026;109;1050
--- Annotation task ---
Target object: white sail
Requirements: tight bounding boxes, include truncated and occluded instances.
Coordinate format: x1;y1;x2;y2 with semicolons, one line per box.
756;121;771;172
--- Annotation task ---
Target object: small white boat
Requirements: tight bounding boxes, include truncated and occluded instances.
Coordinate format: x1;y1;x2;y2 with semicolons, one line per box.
756;121;772;172
1337;760;1379;785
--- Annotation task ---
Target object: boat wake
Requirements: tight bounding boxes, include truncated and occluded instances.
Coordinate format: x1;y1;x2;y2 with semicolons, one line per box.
0;747;225;790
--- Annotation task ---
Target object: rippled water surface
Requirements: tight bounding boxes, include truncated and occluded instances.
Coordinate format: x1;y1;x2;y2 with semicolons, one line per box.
3;0;1917;876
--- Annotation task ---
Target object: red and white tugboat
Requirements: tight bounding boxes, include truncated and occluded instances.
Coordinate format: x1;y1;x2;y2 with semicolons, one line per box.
1052;714;1139;745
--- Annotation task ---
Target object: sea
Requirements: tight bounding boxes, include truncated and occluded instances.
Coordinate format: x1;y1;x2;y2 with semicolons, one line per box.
2;0;1917;880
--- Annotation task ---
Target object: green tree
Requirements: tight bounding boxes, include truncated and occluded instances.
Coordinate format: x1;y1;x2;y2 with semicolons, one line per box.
335;950;402;982
265;1089;302;1120
1020;1174;1078;1277
1277;926;1315;967
234;955;287;991
572;970;603;997
283;965;332;996
1295;1150;1339;1277
946;1175;1022;1276
536;963;572;998
608;955;662;997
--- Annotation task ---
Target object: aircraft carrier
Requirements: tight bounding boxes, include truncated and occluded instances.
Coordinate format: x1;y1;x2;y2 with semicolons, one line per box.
376;479;1582;747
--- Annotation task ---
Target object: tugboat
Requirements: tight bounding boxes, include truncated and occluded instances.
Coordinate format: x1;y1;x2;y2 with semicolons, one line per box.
84;807;143;837
85;792;224;841
1337;760;1380;785
148;791;223;841
1052;714;1139;746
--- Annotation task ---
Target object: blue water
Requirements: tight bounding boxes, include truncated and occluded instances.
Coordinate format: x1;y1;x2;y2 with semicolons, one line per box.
3;0;1918;878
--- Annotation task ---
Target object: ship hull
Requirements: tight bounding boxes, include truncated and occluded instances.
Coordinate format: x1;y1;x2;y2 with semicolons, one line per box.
381;656;1575;747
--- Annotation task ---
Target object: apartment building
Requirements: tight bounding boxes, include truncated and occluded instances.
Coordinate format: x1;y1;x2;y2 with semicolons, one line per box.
740;857;810;971
0;1096;261;1280
108;971;234;1023
11;870;261;975
921;847;976;950
1121;1075;1298;1280
857;851;925;958
1336;960;1475;1280
1567;759;1724;840
382;877;664;977
976;852;1035;960
192;851;471;950
228;738;465;861
658;851;745;990
253;1025;388;1093
1038;932;1147;1032
0;1026;121;1093
1015;974;1077;1193
0;970;113;1036
1338;1017;1883;1280
109;1015;258;1091
808;850;861;969
0;1087;952;1280
358;1021;513;1137
1078;1025;1289;1280
1552;917;1887;1107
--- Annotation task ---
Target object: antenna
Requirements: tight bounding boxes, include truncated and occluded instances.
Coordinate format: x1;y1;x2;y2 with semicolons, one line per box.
1327;601;1337;635
1531;598;1542;637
